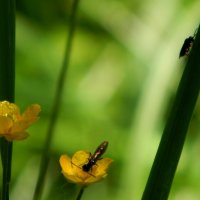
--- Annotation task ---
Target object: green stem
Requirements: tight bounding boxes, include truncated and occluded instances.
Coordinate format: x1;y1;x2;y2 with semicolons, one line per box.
142;25;200;199
76;187;85;200
0;0;15;200
33;0;80;199
0;142;13;200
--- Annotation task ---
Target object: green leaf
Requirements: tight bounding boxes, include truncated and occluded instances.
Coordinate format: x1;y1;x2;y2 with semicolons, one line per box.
142;25;200;200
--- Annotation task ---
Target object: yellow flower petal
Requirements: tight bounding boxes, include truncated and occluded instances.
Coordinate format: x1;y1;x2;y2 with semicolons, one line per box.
72;151;90;166
4;131;29;141
94;158;113;175
60;155;85;184
0;101;20;117
0;116;13;133
60;155;73;174
0;101;41;141
63;173;83;183
13;104;41;131
12;105;41;132
59;151;113;186
22;104;41;123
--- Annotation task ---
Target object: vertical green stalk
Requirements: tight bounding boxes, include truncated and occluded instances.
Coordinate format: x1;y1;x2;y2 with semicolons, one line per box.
75;187;85;200
142;25;200;199
0;0;15;200
33;0;80;199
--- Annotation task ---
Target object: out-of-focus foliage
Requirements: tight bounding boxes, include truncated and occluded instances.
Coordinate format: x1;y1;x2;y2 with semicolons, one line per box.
8;0;200;199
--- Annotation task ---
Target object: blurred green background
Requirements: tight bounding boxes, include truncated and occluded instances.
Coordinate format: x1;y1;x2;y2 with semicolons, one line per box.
8;0;200;199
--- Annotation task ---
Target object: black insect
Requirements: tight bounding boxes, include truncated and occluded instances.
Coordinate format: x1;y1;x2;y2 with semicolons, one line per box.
179;36;194;58
82;141;108;172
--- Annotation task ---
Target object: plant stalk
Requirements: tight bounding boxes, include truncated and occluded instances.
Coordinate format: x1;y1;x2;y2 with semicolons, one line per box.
76;187;85;200
0;0;16;200
142;25;200;199
33;0;80;199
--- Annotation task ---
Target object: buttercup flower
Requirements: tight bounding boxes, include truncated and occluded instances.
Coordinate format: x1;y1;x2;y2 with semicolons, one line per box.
0;101;41;141
59;150;113;185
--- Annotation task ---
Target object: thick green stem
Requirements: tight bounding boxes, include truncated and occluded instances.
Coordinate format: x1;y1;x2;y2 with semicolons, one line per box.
75;187;85;200
0;0;15;200
33;0;80;199
142;25;200;199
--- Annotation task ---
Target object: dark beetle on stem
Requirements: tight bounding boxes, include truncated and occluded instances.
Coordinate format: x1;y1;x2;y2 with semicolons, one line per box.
179;36;194;58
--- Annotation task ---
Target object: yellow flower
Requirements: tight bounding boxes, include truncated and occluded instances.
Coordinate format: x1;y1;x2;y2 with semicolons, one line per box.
59;151;113;185
0;101;41;141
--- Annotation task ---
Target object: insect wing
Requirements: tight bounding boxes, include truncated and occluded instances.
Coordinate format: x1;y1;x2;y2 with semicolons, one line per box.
82;141;109;172
93;141;108;160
